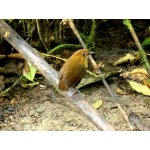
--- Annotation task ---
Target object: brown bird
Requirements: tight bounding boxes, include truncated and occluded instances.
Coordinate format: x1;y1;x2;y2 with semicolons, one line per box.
58;49;90;91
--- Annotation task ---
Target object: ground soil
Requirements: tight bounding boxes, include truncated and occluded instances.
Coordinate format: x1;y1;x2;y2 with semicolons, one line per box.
0;19;150;131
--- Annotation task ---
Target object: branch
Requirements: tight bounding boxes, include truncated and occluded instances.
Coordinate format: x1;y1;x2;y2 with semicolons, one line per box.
36;19;49;53
0;19;115;131
63;19;133;130
123;19;150;75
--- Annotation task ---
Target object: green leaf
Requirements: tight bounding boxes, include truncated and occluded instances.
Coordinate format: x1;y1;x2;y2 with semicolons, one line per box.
23;62;37;82
142;37;150;46
127;80;150;96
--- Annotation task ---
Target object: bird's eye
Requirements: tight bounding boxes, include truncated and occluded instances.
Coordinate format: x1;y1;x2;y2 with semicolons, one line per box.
82;53;86;56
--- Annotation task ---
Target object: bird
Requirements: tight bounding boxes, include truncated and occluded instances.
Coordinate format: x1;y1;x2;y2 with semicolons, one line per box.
58;49;90;91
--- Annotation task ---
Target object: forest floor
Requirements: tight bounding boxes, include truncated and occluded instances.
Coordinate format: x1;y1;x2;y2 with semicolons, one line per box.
0;19;150;131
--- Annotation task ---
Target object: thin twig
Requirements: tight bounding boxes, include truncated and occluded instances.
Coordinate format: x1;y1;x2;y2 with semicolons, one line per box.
65;19;134;130
36;19;49;53
48;19;55;28
123;19;150;75
0;76;24;97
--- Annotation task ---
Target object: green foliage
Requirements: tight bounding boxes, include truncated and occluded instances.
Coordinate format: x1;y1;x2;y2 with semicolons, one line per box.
142;37;150;46
18;19;24;24
4;19;97;52
79;19;96;51
23;62;37;82
48;44;82;54
87;19;96;51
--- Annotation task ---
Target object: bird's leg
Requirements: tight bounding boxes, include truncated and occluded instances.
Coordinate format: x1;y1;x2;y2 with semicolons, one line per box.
68;87;83;96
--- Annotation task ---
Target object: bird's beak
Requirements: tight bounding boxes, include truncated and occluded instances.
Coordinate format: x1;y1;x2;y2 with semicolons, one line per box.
89;51;94;55
88;51;94;58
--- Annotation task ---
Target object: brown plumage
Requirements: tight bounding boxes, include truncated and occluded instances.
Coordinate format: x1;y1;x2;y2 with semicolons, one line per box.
58;49;90;91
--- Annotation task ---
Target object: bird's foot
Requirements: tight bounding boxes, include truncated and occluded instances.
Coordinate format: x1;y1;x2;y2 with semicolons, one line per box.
68;87;82;96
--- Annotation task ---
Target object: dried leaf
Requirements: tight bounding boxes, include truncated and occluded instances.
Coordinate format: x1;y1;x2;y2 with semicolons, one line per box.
8;53;23;59
92;100;103;109
143;79;150;88
120;68;149;82
131;68;149;77
116;87;127;95
113;54;136;66
127;80;150;96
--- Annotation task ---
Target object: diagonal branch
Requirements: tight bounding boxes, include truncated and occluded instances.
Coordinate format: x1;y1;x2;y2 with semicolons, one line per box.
0;19;115;131
123;19;150;75
63;19;133;130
